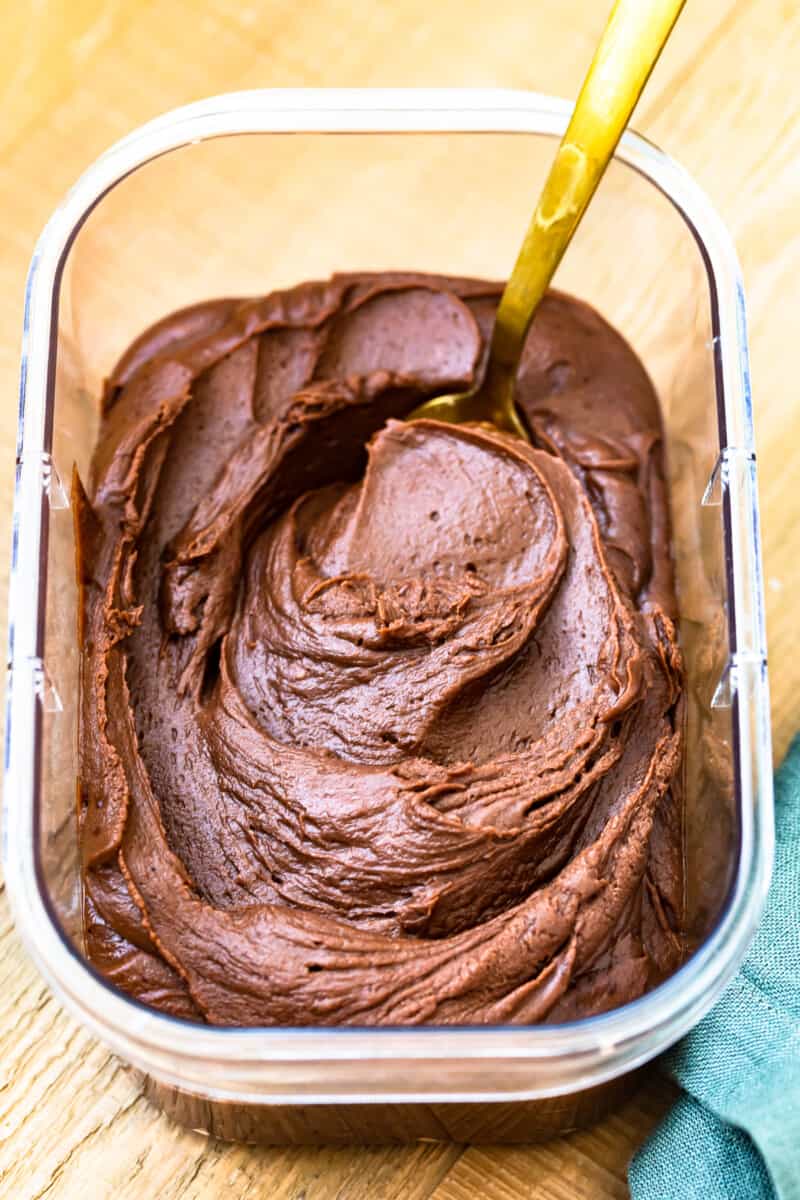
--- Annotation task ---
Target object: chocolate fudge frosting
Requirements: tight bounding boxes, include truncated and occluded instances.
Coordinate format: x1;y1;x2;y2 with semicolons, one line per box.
77;273;685;1025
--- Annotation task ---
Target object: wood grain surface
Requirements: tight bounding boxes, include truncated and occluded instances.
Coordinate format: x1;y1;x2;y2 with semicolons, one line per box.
1;2;798;1197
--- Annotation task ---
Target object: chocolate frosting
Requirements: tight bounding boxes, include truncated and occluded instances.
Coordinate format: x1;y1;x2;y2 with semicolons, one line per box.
77;273;685;1026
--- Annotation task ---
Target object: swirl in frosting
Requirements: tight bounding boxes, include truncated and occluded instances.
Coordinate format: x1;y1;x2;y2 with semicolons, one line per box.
77;273;685;1025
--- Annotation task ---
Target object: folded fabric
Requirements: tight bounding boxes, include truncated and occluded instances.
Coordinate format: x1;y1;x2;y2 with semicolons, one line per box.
629;734;800;1200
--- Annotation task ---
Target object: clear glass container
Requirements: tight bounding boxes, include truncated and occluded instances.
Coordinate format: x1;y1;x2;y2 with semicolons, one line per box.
3;89;773;1144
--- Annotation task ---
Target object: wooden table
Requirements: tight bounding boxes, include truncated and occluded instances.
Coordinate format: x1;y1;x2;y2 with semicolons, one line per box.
1;2;797;1197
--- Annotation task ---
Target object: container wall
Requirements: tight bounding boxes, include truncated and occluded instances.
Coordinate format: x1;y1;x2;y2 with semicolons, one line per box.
38;280;95;952
142;1069;644;1144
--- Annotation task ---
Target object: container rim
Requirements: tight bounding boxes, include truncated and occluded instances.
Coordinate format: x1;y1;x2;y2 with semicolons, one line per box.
3;88;773;1103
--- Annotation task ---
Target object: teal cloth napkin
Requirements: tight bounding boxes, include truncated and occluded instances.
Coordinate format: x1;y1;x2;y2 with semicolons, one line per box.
629;734;800;1200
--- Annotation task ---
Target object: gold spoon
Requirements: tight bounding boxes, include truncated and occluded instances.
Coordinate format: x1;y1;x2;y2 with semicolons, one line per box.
411;0;686;438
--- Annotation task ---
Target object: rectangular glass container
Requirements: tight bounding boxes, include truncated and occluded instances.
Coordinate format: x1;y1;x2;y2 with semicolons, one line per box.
3;89;773;1144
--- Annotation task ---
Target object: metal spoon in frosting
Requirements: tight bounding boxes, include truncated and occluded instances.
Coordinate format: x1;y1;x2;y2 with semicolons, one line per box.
411;0;686;438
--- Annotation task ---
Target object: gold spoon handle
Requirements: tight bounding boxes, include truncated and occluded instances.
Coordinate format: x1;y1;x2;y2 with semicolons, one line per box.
489;0;686;392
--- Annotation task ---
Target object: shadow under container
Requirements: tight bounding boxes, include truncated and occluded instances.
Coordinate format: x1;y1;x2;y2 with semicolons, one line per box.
4;89;773;1144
